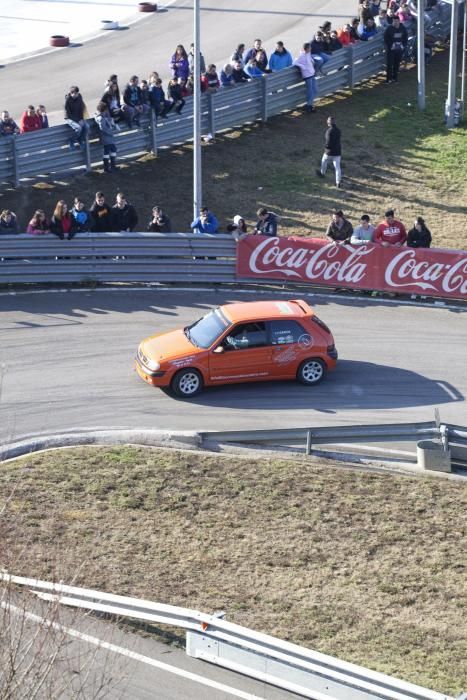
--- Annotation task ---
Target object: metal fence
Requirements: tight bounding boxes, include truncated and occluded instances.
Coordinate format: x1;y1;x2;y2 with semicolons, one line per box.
0;10;452;187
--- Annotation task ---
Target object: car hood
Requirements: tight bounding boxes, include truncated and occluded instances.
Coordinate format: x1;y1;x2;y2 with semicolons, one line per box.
140;328;203;362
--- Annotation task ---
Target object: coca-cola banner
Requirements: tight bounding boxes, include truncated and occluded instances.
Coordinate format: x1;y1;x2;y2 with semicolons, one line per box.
236;236;467;301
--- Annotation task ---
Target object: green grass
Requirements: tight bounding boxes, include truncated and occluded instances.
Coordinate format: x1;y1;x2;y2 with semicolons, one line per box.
1;446;466;696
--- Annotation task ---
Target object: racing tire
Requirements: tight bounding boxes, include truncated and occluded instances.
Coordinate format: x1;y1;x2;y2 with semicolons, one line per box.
297;358;326;386
49;35;70;47
171;368;203;398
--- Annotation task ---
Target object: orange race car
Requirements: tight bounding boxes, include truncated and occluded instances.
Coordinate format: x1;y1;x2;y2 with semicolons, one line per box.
135;299;338;398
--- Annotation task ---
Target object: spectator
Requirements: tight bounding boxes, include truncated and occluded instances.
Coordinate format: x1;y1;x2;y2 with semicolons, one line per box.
201;64;220;93
232;60;250;84
253;208;278;237
316;116;342;188
244;58;263;79
170;45;190;81
123;75;150;128
36;105;49;128
349;18;362;42
190;206;219;234
328;31;343;52
384;16;408;83
310;31;331;70
244;39;268;72
220;64;235;87
20;105;42;133
230;43;246;67
0;110;20;136
407;216;432;248
227;214;248;239
268;41;293;72
139;79;151;107
370;0;382;16
148;76;173;119
94;101;119;172
50;200;76;240
147;206;172;233
326;209;353;244
112;192;138;232
101;81;125;124
64;86;89;148
293;43;317;113
374;209;407;246
337;24;355;46
71;197;92;232
358;18;378;40
90;192;112;232
397;3;414;28
27;209;50;235
375;9;389;29
168;79;186;114
188;43;206;75
350;214;375;244
359;0;374;25
0;209;18;234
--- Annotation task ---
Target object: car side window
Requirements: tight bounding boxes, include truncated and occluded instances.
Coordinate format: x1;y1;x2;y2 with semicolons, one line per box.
269;320;308;346
224;322;267;350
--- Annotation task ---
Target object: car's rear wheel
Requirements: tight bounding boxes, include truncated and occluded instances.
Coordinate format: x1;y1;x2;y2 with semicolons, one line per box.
297;358;326;385
171;368;203;398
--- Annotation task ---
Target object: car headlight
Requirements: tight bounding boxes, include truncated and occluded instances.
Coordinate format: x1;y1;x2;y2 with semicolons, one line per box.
146;359;160;371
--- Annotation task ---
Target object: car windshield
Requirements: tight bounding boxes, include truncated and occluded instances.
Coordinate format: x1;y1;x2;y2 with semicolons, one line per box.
186;308;230;348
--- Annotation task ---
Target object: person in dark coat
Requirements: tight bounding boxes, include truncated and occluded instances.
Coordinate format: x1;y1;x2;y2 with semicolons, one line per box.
50;200;77;240
253;208;278;237
384;16;408;83
407;217;432;248
326;209;353;244
90;192;113;232
316;116;342;187
147;206;171;233
112;192;138;232
64;86;89;148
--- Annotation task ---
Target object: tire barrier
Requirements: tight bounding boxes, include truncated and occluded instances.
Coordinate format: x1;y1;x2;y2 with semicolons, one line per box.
138;2;157;12
49;35;70;47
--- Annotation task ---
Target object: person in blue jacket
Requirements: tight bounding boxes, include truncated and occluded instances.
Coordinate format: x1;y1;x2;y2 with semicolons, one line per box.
268;41;293;72
190;207;219;234
244;58;264;79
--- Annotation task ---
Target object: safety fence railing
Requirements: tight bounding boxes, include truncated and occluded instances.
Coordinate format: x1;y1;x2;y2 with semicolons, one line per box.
1;573;460;700
0;11;452;188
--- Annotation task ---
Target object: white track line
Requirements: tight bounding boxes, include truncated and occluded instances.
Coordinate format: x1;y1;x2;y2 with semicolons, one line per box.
3;602;265;700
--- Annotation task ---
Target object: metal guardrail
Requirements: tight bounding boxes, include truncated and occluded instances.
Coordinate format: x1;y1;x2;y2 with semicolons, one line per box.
0;10;451;187
1;573;458;700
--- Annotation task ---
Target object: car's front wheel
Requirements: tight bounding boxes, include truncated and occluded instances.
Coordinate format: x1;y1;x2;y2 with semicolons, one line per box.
297;358;326;386
171;368;204;398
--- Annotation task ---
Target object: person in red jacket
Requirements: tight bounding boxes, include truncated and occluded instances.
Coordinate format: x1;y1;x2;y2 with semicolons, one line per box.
20;105;42;133
374;209;407;247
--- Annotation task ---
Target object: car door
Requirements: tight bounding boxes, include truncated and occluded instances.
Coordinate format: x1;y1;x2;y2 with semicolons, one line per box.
268;319;312;378
208;321;272;384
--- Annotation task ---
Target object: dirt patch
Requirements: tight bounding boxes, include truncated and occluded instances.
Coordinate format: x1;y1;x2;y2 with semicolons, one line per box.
1;446;466;695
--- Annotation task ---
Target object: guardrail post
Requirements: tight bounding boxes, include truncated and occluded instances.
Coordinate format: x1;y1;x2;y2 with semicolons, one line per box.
84;132;91;173
207;92;215;136
261;74;269;122
348;45;356;89
149;109;158;155
11;134;19;188
306;429;312;455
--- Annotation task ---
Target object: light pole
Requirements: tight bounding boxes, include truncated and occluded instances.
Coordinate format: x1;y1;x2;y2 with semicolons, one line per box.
417;0;426;109
193;0;202;221
461;0;466;121
446;0;460;127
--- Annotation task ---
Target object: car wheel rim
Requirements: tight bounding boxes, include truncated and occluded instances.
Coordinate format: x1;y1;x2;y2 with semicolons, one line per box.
179;372;199;394
302;361;323;382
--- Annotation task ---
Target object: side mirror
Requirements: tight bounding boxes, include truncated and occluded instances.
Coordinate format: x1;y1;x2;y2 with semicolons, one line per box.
213;346;224;354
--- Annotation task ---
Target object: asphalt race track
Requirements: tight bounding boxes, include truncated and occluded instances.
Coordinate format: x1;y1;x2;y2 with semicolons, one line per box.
1;288;466;444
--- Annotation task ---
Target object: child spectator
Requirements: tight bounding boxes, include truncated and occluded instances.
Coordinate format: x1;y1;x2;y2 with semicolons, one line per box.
0;209;18;234
374;209;407;246
147;206;171;233
407;217;432;248
71;197;92;232
27;209;50;235
168;79;185;114
36;105;49;128
0;111;20;136
64;86;89;148
94;101;119;172
350;215;375;244
50;200;76;240
170;45;190;81
90;192;112;232
112;192;138;232
20;105;42;133
326;209;353;244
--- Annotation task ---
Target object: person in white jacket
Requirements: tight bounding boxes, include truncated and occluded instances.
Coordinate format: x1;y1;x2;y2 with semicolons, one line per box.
293;43;317;113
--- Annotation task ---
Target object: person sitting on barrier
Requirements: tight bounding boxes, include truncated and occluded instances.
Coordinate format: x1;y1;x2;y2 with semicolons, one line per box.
27;209;50;235
64;87;89;149
407;216;432;248
112;192;138;232
358;0;374;25
244;39;268;72
358;17;379;40
50;200;76;240
20;105;42;134
94;101;119;173
148;76;173;119
90;192;112;233
349;18;362;42
220;64;235;87
36;105;49;128
350;214;375;245
168;78;186;114
268;41;293;72
201;64;220;93
244;57;263;79
328;31;343;52
170;44;190;81
231;60;250;84
123;76;150;128
71;197;92;233
369;0;382;16
0;110;20;136
293;43;317;113
139;79;151;107
191;206;219;234
326;209;353;245
101;81;125;123
336;24;355;46
147;206;172;233
253;208;278;237
374;209;407;246
310;31;331;70
0;209;18;234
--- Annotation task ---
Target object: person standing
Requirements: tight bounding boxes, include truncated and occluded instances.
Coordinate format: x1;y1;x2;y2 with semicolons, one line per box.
253;208;278;237
147;206;172;233
112;192;138;232
190;207;219;234
94;101;119;172
374;209;407;246
316;116;342;188
90;192;112;232
384;16;408;83
293;43;317;113
350;214;375;244
407;217;432;248
326;209;353;244
20;105;42;133
268;41;293;72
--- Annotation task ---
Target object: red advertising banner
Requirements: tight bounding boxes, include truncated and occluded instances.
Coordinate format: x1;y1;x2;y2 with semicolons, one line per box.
236;236;467;301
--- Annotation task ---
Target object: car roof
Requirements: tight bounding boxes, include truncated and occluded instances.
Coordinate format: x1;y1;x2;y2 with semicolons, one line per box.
220;299;313;323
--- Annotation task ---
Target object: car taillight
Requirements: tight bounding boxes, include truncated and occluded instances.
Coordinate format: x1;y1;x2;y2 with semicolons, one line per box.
327;344;338;359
